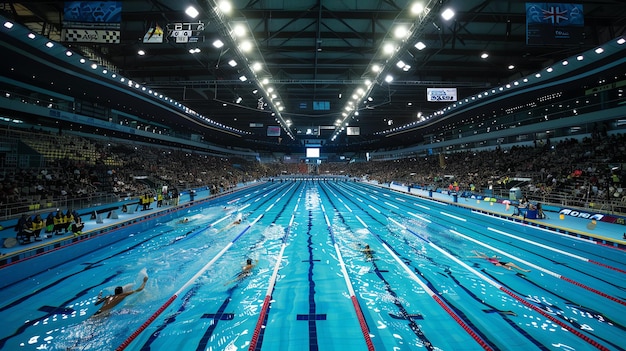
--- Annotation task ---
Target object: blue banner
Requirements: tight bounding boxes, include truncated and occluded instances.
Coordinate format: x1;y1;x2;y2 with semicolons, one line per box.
63;1;122;23
526;3;584;45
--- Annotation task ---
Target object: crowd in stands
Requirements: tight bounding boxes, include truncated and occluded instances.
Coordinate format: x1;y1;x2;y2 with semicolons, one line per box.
318;133;626;209
1;130;625;222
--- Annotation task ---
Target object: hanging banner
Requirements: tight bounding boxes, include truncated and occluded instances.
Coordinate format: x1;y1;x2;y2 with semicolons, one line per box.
143;22;164;43
427;88;457;102
526;3;584;45
62;1;122;43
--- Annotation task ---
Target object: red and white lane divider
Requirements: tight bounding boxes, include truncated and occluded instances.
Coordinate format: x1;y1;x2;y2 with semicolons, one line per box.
434;230;610;351
324;206;375;351
486;226;626;274
452;229;626;307
248;195;302;351
380;218;494;351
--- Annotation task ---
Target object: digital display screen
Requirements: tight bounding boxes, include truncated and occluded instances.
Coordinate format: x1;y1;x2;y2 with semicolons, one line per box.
306;148;320;158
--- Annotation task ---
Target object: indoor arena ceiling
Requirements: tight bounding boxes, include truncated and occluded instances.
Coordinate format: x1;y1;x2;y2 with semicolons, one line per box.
2;0;626;151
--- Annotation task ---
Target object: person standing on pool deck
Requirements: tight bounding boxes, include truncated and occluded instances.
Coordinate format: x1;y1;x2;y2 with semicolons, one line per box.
93;276;148;315
470;251;530;272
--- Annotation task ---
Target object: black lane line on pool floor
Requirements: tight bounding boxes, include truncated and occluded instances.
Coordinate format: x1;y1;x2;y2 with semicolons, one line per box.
339;181;626;293
197;182;303;351
484;269;626;351
384;226;548;350
318;183;438;351
0;270;120;349
294;208;326;351
0;229;172;349
321;181;493;350
332;182;623;330
140;182;304;350
337;179;626;347
250;184;305;351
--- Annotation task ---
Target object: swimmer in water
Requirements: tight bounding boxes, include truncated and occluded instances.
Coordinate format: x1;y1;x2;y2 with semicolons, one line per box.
93;276;148;316
225;258;258;285
471;251;530;272
362;244;375;261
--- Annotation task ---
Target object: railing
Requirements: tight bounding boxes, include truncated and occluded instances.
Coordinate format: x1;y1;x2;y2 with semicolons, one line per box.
0;192;121;222
488;186;625;216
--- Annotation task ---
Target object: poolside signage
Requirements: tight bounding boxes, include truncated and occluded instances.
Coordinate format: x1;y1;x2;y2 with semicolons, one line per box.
559;208;625;225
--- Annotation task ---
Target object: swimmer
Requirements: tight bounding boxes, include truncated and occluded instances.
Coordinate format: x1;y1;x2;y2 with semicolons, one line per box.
471;251;530;272
93;276;148;316
362;244;375;261
225;258;258;285
178;218;189;224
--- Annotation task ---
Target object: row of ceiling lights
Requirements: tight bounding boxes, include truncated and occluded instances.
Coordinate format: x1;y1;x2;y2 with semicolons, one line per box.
135;4;283;134
376;36;626;136
201;1;295;139
331;0;444;141
1;17;253;136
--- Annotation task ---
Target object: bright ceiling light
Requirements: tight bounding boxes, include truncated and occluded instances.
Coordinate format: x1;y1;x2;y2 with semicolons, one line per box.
508;64;515;70
618;38;626;45
239;75;247;81
45;42;54;48
385;74;394;83
480;52;489;59
252;62;262;71
27;33;36;39
185;6;199;18
396;60;406;68
218;1;232;14
441;8;455;20
240;40;252;52
411;3;424;14
383;43;395;55
233;24;246;37
394;26;408;39
228;59;237;67
371;64;381;72
137;49;146;56
212;39;224;48
414;41;426;50
576;55;584;61
594;47;604;54
3;21;14;29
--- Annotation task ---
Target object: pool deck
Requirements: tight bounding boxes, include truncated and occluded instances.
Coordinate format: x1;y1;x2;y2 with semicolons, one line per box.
409;187;626;249
1;181;625;268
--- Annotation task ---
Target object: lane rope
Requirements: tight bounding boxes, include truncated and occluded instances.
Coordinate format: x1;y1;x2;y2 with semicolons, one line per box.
248;195;301;350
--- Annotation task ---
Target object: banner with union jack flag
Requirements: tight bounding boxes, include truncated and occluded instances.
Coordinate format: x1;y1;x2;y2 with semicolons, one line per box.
526;3;584;45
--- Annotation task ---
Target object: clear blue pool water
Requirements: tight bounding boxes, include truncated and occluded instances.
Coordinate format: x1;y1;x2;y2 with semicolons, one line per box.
0;180;624;351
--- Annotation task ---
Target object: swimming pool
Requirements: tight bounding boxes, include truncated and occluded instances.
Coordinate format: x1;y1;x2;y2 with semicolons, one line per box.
0;179;624;350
